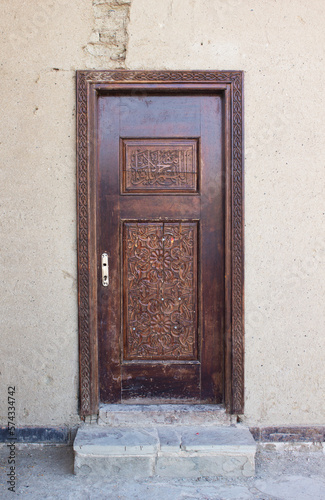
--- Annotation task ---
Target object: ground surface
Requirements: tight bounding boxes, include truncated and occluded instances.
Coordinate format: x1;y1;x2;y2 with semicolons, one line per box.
1;444;325;499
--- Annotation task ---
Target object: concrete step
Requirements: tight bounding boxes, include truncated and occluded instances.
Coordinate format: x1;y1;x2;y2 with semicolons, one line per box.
98;404;231;427
74;425;256;478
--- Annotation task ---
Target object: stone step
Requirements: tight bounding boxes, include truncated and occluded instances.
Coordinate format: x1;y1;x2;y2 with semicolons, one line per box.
98;404;231;427
74;425;256;478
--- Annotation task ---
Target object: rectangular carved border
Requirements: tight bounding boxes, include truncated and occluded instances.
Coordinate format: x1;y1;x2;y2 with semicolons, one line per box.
76;70;244;415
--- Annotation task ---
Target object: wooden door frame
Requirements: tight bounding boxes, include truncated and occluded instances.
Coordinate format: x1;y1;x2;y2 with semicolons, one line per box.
76;70;244;416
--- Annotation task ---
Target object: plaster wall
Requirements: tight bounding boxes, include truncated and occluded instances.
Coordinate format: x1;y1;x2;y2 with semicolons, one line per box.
0;0;129;426
0;0;324;427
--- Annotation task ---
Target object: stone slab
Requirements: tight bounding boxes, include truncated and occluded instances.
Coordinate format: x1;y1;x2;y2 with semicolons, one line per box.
74;426;159;455
180;426;256;453
157;427;181;452
74;455;155;478
156;454;255;478
99;404;230;426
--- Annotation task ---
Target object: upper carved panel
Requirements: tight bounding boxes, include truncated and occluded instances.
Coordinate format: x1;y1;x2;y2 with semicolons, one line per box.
121;139;198;193
123;221;198;360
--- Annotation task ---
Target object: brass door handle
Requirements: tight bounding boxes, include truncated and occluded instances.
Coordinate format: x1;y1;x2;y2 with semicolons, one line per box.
101;253;109;286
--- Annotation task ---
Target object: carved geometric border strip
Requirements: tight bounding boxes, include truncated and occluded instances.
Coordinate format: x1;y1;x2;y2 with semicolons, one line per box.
77;72;91;415
76;70;244;415
230;72;244;413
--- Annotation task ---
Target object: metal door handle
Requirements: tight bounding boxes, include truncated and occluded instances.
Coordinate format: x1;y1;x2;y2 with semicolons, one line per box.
101;253;109;286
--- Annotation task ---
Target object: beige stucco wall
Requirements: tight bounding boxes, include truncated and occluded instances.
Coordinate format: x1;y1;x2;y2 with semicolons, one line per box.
0;0;92;426
1;0;324;428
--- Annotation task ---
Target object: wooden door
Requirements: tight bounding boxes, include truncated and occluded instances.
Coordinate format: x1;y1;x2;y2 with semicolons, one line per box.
77;70;245;415
97;93;224;403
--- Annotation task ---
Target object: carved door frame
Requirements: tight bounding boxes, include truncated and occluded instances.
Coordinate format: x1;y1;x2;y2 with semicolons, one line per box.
76;70;244;416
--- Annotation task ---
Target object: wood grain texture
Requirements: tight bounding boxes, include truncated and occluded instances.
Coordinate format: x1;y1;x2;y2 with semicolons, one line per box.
99;93;220;403
76;70;244;415
121;363;201;402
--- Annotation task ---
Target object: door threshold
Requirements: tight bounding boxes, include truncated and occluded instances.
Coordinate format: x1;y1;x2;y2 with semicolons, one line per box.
98;403;231;427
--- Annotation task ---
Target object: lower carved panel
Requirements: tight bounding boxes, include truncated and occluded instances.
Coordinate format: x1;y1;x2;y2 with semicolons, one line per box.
123;221;198;360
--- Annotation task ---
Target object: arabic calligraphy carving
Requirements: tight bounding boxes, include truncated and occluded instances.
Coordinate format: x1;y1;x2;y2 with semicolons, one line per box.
122;139;198;193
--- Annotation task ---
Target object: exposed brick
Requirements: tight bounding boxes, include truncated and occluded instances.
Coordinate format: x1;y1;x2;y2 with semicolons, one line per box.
99;31;126;45
84;0;131;68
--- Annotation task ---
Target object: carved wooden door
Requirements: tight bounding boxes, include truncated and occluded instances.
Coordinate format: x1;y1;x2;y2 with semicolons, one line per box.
97;93;225;403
